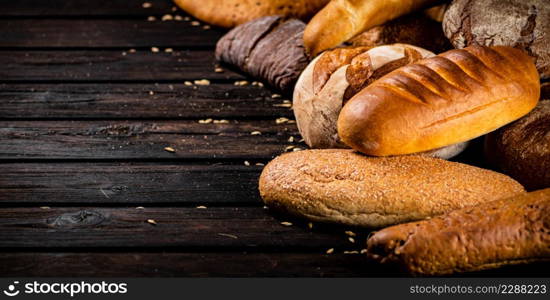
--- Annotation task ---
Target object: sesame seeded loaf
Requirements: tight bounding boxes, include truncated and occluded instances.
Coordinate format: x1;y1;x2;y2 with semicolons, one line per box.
259;149;525;228
367;188;550;275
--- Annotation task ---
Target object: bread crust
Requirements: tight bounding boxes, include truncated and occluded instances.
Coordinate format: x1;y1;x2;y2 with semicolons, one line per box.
173;0;329;28
337;45;540;156
367;188;550;275
303;0;442;56
259;149;524;228
485;100;550;191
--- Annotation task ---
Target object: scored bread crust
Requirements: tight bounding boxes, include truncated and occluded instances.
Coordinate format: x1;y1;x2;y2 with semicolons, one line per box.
367;188;550;275
173;0;329;28
337;45;540;156
259;149;525;228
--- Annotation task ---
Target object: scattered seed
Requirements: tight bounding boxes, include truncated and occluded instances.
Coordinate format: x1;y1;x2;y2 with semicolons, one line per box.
213;119;229;124
149;91;154;95
147;16;156;21
194;79;210;85
214;67;224;73
184;81;193;86
196;205;207;209
307;222;313;229
202;25;211;30
171;6;178;11
121;51;127;56
162;14;173;21
234;80;249;86
280;221;293;226
287;120;296;124
360;249;368;254
263;206;269;210
151;47;159;53
218;233;238;239
326;248;334;254
129;48;136;53
292;147;303;152
142;2;152;8
174;15;183;21
257;82;264;87
276;117;289;124
164;146;176;153
345;231;356;237
273;103;292;108
344;250;359;254
255;163;265;166
147;219;157;225
250;131;262;135
298;138;305;143
244;161;250;166
288;136;295;143
198;118;213;124
184;16;191;21
271;94;282;99
190;21;200;26
284;145;295;151
40;206;50;210
136;206;145;210
164;48;173;53
348;237;356;243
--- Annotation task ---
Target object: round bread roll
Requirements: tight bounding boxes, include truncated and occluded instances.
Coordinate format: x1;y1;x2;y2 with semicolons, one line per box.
485;99;550;191
259;149;525;228
443;0;550;79
173;0;329;28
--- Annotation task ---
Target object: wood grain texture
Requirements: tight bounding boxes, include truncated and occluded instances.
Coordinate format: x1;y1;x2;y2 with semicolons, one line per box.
0;163;263;204
0;207;369;249
0;50;244;82
0;19;223;48
0;252;390;277
0;83;292;120
0;120;300;160
0;0;175;16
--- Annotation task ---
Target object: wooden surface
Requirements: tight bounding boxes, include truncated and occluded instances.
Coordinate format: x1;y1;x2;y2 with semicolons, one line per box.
0;0;548;277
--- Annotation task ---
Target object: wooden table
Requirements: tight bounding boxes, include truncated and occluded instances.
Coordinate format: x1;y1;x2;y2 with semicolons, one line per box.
0;0;547;277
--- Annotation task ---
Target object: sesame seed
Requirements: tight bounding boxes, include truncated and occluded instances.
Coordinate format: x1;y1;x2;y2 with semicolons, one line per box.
171;6;178;11
214;67;224;73
276;117;289;124
280;221;293;226
218;233;238;239
174;15;183;21
203;25;211;30
250;131;262;135
121;52;127;56
40;206;50;210
198;118;213;124
348;237;355;243
151;47;159;53
360;249;368;254
244;161;250;166
162;14;173;21
129;48;136;53
255;163;265;166
147;16;156;21
196;206;207;209
288;136;294;143
147;219;157;225
190;21;200;26
142;2;152;8
184;16;191;21
273;103;292;108
344;250;359;254
136;206;145;210
184;81;193;86
271;94;282;98
164;48;173;53
234;80;249;86
345;231;356;237
194;79;210;85
292;147;303;152
164;147;176;153
326;248;334;254
149;91;154;95
307;222;313;229
285;145;295;151
213;119;229;124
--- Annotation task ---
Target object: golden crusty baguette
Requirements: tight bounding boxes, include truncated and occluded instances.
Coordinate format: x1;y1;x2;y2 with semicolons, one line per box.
173;0;329;28
337;45;540;156
259;149;524;228
367;188;550;275
303;0;443;56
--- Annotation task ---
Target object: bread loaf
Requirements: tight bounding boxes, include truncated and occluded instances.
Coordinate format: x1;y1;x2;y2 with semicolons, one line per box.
367;188;550;275
485;100;550;191
338;45;540;156
216;16;309;94
173;0;329;28
443;0;550;79
303;0;443;57
349;13;452;54
259;149;524;228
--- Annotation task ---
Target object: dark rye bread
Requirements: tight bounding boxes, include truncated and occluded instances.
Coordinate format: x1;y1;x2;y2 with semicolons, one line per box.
367;188;550;276
215;16;309;94
485;99;550;190
259;149;524;228
443;0;550;79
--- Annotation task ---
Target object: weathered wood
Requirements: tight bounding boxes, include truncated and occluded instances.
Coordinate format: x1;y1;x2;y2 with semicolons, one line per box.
0;207;370;249
0;19;223;48
0;252;394;277
0;0;176;16
0;120;301;160
0;83;292;119
0;50;244;82
0;163;263;204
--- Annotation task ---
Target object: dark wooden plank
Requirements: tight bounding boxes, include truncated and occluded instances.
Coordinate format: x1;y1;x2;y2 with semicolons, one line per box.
0;50;244;82
0;19;223;48
0;83;292;120
0;252;394;277
0;207;367;249
0;0;176;16
0;120;301;160
0;163;263;204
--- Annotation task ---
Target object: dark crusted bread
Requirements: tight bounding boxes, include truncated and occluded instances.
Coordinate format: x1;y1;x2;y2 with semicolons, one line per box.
485;99;550;190
259;149;524;228
215;16;309;94
367;188;550;276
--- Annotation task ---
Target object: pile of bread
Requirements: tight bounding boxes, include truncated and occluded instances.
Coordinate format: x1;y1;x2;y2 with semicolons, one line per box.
174;0;550;275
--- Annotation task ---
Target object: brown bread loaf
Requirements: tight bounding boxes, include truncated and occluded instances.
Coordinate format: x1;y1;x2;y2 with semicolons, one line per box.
215;16;309;94
259;149;524;228
303;0;443;56
173;0;329;28
367;188;550;276
485;99;550;191
337;45;540;156
443;0;550;79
